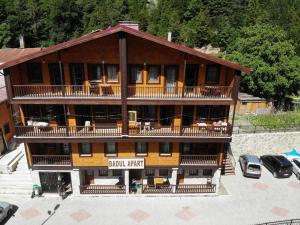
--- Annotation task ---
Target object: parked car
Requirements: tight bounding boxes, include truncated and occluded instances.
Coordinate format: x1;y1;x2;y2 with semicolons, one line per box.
260;155;293;178
290;158;300;180
0;201;13;223
239;154;261;178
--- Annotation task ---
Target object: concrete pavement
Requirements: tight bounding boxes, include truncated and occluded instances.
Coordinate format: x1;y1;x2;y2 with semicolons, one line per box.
1;165;300;225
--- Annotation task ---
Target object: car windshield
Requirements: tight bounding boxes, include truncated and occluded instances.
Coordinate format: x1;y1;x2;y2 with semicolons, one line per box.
247;164;260;171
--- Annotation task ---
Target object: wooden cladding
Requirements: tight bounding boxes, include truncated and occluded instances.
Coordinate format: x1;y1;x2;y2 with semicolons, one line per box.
15;124;232;138
12;85;232;99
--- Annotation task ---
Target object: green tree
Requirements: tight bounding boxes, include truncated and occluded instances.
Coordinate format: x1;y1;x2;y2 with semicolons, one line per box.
0;23;12;47
224;24;300;106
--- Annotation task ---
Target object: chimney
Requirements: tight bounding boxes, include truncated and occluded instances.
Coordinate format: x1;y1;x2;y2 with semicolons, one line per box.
167;32;172;42
119;21;139;30
19;34;25;48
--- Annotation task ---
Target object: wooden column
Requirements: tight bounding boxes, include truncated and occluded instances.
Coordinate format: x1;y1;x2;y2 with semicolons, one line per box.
231;71;241;128
119;32;128;135
181;55;187;98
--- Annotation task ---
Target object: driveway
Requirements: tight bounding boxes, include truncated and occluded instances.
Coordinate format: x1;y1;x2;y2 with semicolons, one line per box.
1;166;300;225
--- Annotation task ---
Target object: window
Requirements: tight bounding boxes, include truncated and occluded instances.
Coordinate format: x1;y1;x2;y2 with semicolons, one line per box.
159;143;172;156
159;169;170;177
177;168;184;176
205;65;220;84
128;106;157;122
94;106;121;123
203;169;213;177
129;64;143;83
106;65;118;82
112;169;122;177
135;143;148;156
147;65;160;83
210;106;226;121
145;168;155;177
79;143;92;156
88;64;102;81
70;63;84;85
181;143;191;155
189;168;199;176
28;63;43;83
105;143;117;156
99;169;108;176
3;123;10;134
48;63;62;85
196;106;209;122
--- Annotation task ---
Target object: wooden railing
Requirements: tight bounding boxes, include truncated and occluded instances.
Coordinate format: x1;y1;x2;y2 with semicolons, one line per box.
142;185;175;193
180;155;219;166
13;85;121;98
15;125;122;137
127;86;232;99
31;155;71;165
15;124;232;138
176;184;216;193
80;185;126;194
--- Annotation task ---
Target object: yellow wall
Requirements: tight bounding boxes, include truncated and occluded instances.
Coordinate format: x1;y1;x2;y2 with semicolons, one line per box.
72;142;180;167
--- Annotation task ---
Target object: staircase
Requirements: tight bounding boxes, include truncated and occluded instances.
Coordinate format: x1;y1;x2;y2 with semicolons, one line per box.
0;154;33;197
221;150;236;175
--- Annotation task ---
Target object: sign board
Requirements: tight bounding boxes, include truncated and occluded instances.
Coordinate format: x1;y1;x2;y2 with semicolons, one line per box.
108;158;144;169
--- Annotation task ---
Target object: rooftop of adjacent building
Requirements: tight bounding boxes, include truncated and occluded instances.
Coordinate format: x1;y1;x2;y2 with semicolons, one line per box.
238;92;267;102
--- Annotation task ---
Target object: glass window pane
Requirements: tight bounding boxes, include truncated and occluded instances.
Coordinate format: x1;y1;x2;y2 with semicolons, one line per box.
159;143;172;155
99;169;108;176
136;143;147;155
145;168;155;176
112;169;122;176
88;64;102;80
107;65;118;81
159;169;169;176
70;64;84;85
106;143;117;155
80;143;91;155
28;63;43;83
206;65;220;84
189;168;198;176
130;65;143;83
148;65;160;82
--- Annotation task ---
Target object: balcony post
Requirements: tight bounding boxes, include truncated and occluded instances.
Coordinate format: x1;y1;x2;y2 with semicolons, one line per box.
58;51;65;96
181;56;187;98
231;71;241;128
119;32;128;136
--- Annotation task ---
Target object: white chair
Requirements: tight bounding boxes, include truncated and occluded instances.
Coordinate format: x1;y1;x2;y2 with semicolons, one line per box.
27;120;33;126
144;122;151;131
85;121;91;131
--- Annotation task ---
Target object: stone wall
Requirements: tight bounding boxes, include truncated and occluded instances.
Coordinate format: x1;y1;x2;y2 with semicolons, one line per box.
231;132;300;158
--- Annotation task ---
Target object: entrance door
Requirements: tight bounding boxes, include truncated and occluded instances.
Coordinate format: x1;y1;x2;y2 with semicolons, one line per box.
70;63;84;85
39;172;58;193
49;63;63;85
160;106;175;126
165;65;178;93
84;170;94;185
185;64;199;86
182;106;194;126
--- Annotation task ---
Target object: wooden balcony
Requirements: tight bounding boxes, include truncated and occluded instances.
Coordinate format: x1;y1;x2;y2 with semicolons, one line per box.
180;155;219;166
31;155;71;166
80;185;126;194
12;85;121;98
15;124;232;140
127;86;232;99
176;184;216;193
142;184;174;193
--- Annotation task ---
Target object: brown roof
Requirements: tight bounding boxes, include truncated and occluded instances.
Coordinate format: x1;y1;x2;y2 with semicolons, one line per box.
0;25;251;73
0;48;41;64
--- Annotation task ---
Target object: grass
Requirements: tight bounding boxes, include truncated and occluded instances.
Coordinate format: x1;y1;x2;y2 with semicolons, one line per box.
248;111;300;128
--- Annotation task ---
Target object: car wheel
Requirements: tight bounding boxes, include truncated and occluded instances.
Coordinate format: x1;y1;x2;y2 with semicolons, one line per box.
273;171;277;178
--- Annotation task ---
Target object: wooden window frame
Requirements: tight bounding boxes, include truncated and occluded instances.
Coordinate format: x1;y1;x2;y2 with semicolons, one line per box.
135;143;148;157
104;143;118;157
205;65;220;85
159;143;172;156
78;143;92;157
164;64;179;85
106;64;119;83
88;64;103;82
27;63;43;83
128;64;143;84
146;64;161;84
69;63;84;85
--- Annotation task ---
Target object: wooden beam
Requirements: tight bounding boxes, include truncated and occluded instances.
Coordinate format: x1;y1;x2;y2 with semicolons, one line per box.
181;55;187;98
231;71;241;127
119;32;128;135
4;69;13;100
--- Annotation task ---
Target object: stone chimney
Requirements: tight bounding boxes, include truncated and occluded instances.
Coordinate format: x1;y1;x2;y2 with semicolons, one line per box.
19;34;25;48
119;21;139;30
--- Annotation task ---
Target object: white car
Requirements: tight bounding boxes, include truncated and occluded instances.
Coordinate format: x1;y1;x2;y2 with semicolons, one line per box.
290;158;300;180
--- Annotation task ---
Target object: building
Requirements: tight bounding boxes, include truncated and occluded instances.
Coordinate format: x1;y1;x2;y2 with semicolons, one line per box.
0;22;250;195
236;92;272;114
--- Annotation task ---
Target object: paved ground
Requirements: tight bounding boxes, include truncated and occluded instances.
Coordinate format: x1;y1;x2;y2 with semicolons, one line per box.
1;166;300;225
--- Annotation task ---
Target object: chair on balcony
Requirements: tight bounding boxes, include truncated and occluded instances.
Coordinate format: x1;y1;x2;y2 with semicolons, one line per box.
144;122;151;131
84;121;92;131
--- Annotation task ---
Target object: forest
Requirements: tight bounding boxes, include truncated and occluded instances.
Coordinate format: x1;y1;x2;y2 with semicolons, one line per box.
0;0;299;107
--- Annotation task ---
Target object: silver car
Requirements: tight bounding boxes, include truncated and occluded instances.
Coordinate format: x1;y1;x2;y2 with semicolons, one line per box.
239;154;262;178
0;201;13;223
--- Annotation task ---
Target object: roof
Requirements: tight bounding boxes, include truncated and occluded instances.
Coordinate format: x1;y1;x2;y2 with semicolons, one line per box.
0;48;41;64
243;154;260;164
0;25;251;73
238;92;266;102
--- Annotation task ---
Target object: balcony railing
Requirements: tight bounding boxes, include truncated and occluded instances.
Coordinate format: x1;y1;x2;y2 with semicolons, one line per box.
176;184;216;193
12;85;121;98
142;185;174;193
12;85;232;99
180;155;219;166
31;155;71;166
80;185;126;194
15;125;122;137
15;124;232;138
127;86;232;99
